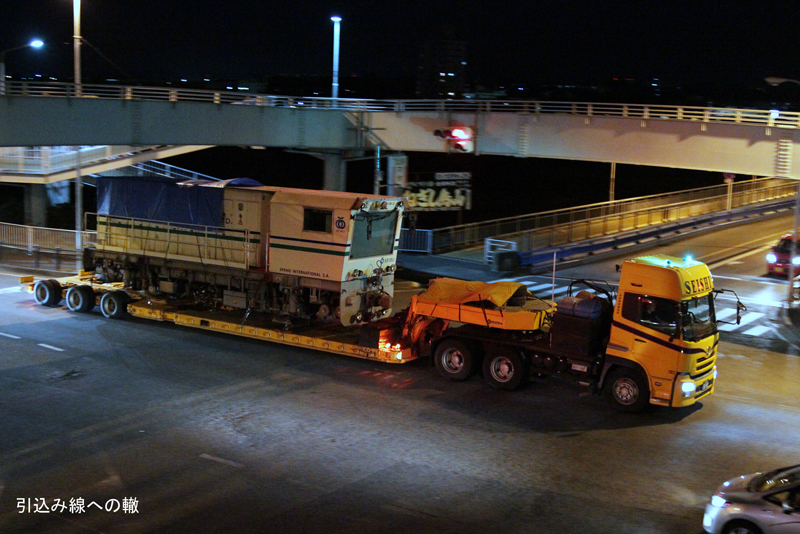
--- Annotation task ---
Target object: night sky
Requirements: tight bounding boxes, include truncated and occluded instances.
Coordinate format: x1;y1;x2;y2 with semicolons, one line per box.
3;1;800;86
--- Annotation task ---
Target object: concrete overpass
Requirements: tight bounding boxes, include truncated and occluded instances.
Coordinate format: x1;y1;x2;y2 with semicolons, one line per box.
1;82;800;187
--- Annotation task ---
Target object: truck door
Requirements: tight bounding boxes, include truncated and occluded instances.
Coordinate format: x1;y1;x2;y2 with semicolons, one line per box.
619;293;681;398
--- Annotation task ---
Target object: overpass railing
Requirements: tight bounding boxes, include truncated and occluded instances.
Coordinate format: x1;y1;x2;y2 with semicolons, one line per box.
4;81;800;128
0;145;167;175
425;177;797;254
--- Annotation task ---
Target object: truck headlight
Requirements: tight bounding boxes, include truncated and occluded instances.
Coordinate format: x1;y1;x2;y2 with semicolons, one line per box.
767;253;777;263
681;382;695;396
792;257;800;265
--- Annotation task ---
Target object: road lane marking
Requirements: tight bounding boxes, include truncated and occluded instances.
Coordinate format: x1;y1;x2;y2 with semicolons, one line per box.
743;325;771;336
707;244;773;271
716;308;736;320
37;344;65;352
719;312;765;331
199;453;243;468
0;332;21;339
0;287;22;294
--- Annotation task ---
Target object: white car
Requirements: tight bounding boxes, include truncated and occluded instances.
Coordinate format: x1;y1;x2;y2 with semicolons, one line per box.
703;464;800;533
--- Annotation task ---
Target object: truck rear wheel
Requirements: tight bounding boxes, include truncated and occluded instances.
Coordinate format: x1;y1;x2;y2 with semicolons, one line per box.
33;279;62;307
100;291;128;319
606;367;651;413
483;348;528;391
434;339;477;381
66;285;95;313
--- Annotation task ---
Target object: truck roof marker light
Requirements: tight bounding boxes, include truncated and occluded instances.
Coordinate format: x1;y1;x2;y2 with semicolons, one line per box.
665;259;672;267
684;255;693;262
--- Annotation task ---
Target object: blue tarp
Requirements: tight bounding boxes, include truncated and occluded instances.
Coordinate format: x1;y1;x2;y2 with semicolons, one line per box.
97;176;223;227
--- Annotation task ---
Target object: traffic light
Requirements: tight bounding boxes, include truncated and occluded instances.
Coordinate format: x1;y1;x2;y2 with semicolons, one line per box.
434;126;474;153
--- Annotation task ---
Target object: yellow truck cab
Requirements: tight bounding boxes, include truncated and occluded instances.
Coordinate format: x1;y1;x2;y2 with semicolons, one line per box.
606;255;720;409
408;254;742;413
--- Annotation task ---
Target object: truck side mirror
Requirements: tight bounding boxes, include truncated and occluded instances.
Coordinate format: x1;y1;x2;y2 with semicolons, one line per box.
736;301;746;325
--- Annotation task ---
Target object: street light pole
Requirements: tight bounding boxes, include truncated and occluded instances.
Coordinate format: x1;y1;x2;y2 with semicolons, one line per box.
73;0;82;95
765;76;800;309
0;39;44;95
330;16;341;100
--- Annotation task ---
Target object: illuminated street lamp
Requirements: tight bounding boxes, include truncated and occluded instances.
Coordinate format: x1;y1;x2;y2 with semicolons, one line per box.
331;16;341;99
765;76;800;308
0;39;44;95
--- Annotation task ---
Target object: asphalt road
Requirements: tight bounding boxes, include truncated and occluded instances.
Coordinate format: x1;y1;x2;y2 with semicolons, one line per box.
1;263;799;533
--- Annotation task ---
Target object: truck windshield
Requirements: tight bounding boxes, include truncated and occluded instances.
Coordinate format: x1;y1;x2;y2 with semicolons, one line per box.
350;210;399;259
681;294;716;342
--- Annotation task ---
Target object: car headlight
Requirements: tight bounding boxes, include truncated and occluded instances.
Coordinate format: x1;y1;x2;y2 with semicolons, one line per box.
711;494;728;508
767;253;777;263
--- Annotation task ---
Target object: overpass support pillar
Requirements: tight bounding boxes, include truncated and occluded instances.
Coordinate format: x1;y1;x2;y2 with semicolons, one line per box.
24;184;47;227
323;152;346;192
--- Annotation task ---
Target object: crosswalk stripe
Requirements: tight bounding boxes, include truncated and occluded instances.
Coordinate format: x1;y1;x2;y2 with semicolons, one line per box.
743;325;771;336
719;312;765;332
526;283;553;292
716;308;736;320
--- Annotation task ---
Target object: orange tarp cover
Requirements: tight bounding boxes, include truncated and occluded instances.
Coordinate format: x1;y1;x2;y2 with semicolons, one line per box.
417;278;528;308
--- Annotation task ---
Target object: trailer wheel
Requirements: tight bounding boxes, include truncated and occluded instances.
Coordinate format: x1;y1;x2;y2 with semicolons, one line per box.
434;339;477;381
33;279;62;307
606;367;651;413
483;348;528;391
66;285;95;313
100;291;128;319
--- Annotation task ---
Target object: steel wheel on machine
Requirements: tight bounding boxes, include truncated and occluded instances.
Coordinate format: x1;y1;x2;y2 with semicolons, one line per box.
33;279;62;306
100;291;128;319
606;367;651;413
66;285;95;313
434;338;477;381
483;348;529;391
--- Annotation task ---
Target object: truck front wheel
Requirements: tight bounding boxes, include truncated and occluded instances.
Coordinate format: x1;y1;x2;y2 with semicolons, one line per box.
606;367;651;413
483;348;528;391
434;339;477;381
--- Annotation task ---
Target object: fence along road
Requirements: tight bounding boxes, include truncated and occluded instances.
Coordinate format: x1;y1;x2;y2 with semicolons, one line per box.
399;177;796;258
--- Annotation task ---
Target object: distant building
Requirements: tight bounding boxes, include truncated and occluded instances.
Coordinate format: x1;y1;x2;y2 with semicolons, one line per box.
416;29;467;99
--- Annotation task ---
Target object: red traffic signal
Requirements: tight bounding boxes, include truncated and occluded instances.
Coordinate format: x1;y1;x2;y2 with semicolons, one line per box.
433;126;474;152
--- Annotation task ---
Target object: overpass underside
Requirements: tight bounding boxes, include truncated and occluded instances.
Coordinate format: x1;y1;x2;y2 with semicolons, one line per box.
1;94;799;180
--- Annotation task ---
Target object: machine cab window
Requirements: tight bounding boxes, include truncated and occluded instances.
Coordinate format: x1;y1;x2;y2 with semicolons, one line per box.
303;208;332;233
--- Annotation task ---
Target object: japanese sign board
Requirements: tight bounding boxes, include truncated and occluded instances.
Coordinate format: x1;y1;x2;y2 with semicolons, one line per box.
405;172;472;211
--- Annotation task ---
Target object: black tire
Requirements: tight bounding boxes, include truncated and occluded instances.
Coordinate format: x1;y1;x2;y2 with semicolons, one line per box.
605;367;651;413
33;279;62;306
722;520;763;534
100;291;128;319
66;285;95;313
434;338;478;381
483;347;529;391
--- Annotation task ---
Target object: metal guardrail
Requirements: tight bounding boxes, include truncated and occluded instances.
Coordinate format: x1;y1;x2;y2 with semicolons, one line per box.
0;222;95;252
426;177;796;254
398;229;433;254
3;81;800;127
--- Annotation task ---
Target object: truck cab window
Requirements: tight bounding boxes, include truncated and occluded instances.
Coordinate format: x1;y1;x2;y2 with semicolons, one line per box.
622;293;678;336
